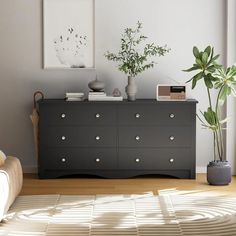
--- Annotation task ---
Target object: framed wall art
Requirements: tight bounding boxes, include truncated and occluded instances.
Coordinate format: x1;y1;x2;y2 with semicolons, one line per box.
43;0;95;69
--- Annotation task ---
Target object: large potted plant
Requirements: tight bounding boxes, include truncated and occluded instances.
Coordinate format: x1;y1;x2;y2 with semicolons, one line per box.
105;21;170;101
184;46;236;185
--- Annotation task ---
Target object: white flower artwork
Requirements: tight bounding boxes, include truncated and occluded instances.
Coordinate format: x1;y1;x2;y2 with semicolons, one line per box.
43;0;94;69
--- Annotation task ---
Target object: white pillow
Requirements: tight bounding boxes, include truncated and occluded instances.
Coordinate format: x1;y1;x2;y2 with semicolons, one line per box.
0;150;7;166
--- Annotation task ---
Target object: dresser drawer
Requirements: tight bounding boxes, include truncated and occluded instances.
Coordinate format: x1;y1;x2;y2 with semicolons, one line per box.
118;148;192;170
40;103;116;126
118;104;194;125
40;148;117;170
118;126;192;147
41;127;117;147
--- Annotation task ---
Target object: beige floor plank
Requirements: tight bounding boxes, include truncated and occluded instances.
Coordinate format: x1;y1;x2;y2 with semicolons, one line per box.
21;174;236;196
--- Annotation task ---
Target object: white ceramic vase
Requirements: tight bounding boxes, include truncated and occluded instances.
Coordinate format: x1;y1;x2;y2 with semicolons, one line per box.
125;76;137;101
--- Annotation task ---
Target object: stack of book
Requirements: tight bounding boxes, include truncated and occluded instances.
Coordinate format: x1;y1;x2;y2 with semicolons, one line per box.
65;92;84;101
88;92;123;101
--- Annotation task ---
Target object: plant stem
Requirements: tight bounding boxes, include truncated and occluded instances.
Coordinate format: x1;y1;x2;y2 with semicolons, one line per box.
215;86;224;161
206;86;222;160
213;132;216;161
215;130;221;160
207;87;213;109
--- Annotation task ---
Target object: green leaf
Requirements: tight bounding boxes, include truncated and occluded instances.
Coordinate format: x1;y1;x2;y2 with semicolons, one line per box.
191;72;203;89
195;58;203;67
193;46;200;58
210;47;214;61
219;86;228;105
203;111;213;125
186;77;194;83
214;82;222;89
203;107;218;126
207;65;215;73
202;52;209;65
211;54;220;62
204;75;213;88
192;78;197;89
204;46;211;56
183;65;200;72
226;66;236;78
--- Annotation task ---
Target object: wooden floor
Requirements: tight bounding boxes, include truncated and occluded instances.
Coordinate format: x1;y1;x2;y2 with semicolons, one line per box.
21;174;236;196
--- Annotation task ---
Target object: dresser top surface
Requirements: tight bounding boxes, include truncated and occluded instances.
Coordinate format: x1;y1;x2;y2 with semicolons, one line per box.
38;99;198;104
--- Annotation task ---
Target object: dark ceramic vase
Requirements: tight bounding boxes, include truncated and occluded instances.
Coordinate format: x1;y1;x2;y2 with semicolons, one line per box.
88;78;105;92
207;160;231;185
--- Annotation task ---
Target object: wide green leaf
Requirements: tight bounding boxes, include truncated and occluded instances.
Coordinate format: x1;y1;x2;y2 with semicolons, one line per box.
206;65;215;73
193;46;200;58
195;58;203;67
204;75;213;88
203;110;213;125
190;72;203;89
204;46;211;56
226;65;236;78
202;52;208;65
203;107;218;126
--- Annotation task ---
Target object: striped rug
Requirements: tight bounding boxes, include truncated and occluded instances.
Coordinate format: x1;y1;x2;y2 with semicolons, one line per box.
1;194;236;236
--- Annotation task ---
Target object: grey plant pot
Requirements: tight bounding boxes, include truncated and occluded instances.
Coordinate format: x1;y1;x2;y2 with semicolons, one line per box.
207;161;231;185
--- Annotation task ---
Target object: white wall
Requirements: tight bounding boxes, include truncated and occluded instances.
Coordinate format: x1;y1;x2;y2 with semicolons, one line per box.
226;0;236;174
0;0;227;173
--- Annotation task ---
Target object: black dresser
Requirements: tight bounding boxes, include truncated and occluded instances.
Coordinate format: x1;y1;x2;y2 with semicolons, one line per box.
38;99;197;179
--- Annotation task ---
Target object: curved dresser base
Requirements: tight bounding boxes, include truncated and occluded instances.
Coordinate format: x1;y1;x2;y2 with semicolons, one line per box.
39;169;195;179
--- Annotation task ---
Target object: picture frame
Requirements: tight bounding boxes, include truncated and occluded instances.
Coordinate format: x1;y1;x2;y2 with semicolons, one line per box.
43;0;95;69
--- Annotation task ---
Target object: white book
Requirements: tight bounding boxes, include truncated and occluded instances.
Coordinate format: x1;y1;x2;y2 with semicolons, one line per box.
66;97;84;101
66;92;84;95
88;92;106;96
88;96;123;101
66;95;84;98
88;94;107;98
66;92;84;97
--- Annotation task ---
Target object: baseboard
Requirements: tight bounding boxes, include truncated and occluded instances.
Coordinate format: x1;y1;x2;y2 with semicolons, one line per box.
196;166;206;174
23;166;38;174
23;166;207;174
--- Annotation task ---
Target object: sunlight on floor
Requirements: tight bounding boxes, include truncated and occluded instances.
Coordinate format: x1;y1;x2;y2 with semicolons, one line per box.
1;193;236;236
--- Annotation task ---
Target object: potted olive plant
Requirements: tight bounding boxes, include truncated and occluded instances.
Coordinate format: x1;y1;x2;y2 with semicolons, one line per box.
105;21;170;101
184;46;236;185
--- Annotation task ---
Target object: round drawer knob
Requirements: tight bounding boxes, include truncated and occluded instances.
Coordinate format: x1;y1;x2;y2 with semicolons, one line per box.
61;136;66;141
169;113;175;119
95;158;100;163
135;113;141;118
61;158;66;162
169;158;174;163
95;136;101;141
135;158;140;163
61;113;66;119
95;113;100;118
135;136;140;141
169;136;175;141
